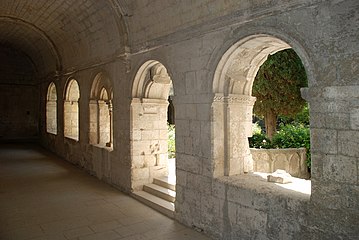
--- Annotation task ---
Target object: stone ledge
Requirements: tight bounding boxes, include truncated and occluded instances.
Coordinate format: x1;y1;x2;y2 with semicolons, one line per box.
215;173;311;200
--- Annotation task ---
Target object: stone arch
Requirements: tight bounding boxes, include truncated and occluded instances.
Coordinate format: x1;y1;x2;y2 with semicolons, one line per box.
90;72;113;100
132;60;172;100
64;79;80;141
130;60;174;190
212;34;311;177
213;35;292;96
46;82;57;134
99;88;109;101
89;72;113;148
65;79;80;101
108;0;132;53
0;16;62;76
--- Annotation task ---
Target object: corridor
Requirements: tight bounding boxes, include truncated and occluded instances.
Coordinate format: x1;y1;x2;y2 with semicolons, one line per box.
0;144;210;240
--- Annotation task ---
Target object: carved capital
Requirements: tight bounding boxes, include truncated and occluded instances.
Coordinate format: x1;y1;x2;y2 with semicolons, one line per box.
213;94;256;105
228;94;256;105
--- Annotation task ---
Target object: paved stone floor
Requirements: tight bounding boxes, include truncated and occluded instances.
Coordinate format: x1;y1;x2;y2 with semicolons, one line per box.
0;143;211;240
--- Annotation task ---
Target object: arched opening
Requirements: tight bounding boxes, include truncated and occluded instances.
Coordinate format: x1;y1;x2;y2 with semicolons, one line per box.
46;82;57;134
250;49;310;180
212;34;311;193
64;79;80;141
89;73;113;149
131;61;174;188
98;88;112;147
131;60;176;216
167;83;176;179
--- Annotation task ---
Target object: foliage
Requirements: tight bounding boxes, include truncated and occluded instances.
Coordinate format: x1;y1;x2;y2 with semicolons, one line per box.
272;124;311;168
249;132;272;149
252;49;308;138
249;123;311;168
271;124;310;148
168;124;176;158
252;122;262;135
278;104;310;127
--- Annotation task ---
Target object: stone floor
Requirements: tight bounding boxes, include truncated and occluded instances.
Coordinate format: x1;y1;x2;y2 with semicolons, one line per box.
0;143;210;240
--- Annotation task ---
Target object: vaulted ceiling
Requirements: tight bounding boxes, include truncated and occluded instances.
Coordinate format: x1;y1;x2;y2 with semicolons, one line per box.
0;0;130;78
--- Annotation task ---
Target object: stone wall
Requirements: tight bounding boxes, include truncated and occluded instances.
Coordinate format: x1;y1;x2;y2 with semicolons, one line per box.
130;98;169;190
39;61;133;192
165;1;358;239
127;0;313;50
0;85;39;141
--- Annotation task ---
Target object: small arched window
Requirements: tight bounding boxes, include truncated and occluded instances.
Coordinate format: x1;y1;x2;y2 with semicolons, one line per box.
46;82;57;134
89;73;113;148
64;79;80;141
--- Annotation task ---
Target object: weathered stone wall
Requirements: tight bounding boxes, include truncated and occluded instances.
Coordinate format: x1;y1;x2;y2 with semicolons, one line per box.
127;0;313;49
39;60;132;192
130;99;169;190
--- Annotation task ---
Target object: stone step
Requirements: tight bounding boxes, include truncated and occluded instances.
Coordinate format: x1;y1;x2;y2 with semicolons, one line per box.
143;183;176;202
131;191;174;219
153;176;176;191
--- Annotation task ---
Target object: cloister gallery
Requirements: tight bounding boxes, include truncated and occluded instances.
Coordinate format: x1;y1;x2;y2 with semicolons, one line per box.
0;1;358;239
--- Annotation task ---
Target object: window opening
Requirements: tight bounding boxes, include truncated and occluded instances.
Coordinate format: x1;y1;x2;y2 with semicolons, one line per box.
46;82;57;134
64;79;80;141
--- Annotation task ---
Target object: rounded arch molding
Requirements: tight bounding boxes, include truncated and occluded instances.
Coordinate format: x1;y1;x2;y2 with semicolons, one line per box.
47;82;58;101
108;0;131;53
131;60;173;100
63;78;80;101
211;32;315;96
90;71;113;100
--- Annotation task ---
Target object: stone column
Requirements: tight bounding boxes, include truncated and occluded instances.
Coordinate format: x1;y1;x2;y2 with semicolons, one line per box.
225;94;256;175
88;99;98;144
46;100;57;134
106;101;113;147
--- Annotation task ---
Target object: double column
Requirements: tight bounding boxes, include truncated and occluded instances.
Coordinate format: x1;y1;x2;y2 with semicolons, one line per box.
213;94;256;176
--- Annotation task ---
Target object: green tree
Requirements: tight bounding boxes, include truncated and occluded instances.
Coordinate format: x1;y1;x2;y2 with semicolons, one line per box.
252;49;307;139
278;103;310;127
167;124;175;158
